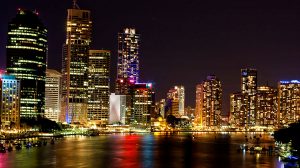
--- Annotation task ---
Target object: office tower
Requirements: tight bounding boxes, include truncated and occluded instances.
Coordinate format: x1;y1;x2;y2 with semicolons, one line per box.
195;84;203;125
6;9;47;118
45;69;61;122
230;92;247;127
88;50;110;125
178;86;185;116
109;93;127;124
241;68;257;126
157;99;166;118
197;75;222;127
116;28;140;94
278;80;300;126
256;86;277;127
131;83;154;126
166;86;185;117
62;2;92;123
0;74;20;129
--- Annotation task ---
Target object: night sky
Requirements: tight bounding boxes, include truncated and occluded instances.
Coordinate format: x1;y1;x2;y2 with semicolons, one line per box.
1;0;300;114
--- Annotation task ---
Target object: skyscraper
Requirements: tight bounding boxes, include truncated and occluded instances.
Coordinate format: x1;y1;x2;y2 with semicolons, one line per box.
131;83;154;126
6;9;47;118
88;50;110;125
166;86;185;117
256;86;277;127
278;80;300;127
45;69;61;122
241;68;257;126
0;74;20;129
62;2;92;123
195;84;203;125
230;92;247;127
116;28;140;94
197;75;222;127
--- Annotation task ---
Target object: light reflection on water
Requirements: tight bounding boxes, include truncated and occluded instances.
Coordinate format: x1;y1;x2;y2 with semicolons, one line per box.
0;133;284;168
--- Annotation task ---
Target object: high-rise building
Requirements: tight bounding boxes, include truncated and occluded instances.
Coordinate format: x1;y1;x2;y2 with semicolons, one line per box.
88;50;110;125
241;68;257;126
256;86;277;127
116;28;140;94
166;86;185;117
6;9;47;118
195;84;203;125
0;74;20;129
157;99;166;118
109;93;127;125
278;80;300;126
45;69;61;122
230;92;247;127
61;2;92;123
197;76;222;127
131;83;154;126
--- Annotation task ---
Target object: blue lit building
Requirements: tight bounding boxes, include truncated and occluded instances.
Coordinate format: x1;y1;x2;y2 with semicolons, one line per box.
116;28;140;94
6;9;47;118
0;74;20;129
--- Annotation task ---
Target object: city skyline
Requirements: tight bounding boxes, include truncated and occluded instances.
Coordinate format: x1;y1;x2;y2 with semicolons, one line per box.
2;1;300;113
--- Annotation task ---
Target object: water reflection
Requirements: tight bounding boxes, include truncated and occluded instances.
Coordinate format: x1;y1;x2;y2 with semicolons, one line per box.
0;133;284;168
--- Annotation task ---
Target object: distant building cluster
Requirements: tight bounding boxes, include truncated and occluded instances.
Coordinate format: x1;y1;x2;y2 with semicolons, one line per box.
230;69;300;129
1;2;299;131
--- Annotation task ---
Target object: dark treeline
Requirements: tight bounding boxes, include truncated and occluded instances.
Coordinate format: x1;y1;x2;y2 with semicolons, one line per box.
20;116;62;132
274;121;300;156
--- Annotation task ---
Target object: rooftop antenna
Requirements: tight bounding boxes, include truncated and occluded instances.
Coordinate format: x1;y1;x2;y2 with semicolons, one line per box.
73;0;80;9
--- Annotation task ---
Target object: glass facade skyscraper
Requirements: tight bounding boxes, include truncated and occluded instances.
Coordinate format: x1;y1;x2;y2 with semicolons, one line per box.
131;83;154;126
6;9;47;118
0;74;20;129
116;28;140;94
88;50;110;125
61;4;92;124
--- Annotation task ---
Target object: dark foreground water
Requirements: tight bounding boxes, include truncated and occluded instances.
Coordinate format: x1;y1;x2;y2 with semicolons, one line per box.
0;132;284;168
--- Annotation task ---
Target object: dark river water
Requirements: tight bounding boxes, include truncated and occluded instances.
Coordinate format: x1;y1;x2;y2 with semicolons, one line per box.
0;132;284;168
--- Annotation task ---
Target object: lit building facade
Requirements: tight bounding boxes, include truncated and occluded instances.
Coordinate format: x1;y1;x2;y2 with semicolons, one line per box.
116;28;140;94
45;69;61;122
157;99;166;118
195;84;203;125
131;83;154;126
166;86;185;117
88;50;110;125
197;75;222;127
6;9;47;118
241;68;257;126
61;4;92;123
109;93;127;125
278;80;300;126
0;74;20;129
256;86;277;127
230;92;247;127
